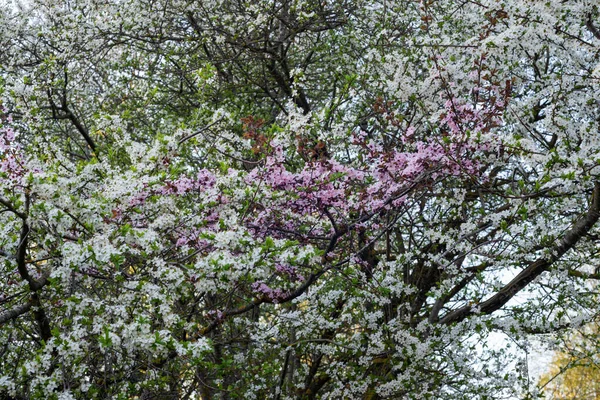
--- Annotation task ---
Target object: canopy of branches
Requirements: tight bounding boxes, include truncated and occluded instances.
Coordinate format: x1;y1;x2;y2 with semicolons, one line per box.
0;0;599;399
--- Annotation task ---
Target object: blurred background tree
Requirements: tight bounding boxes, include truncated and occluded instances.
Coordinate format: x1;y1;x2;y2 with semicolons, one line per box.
539;324;600;400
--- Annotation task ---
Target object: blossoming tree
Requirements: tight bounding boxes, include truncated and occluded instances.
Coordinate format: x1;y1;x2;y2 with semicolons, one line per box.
0;0;599;398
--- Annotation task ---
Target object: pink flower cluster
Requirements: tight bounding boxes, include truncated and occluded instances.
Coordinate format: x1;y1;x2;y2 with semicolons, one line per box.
275;263;305;282
238;89;510;255
251;281;289;302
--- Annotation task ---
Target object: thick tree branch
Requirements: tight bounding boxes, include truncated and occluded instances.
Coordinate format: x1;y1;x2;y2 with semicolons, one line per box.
16;219;33;287
587;13;600;40
12;195;53;340
0;197;27;220
0;302;32;325
440;182;600;325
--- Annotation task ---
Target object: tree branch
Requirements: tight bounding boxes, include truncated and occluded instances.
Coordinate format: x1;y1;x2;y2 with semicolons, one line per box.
587;13;600;40
440;182;600;325
568;269;600;280
0;197;27;220
46;87;97;153
429;262;489;323
0;302;32;325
